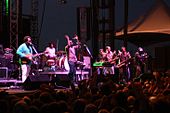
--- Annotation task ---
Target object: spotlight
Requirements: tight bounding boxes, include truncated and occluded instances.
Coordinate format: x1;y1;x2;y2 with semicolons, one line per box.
57;0;67;4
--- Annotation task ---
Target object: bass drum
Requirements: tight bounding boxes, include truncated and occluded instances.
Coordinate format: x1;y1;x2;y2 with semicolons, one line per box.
59;56;70;71
46;59;55;66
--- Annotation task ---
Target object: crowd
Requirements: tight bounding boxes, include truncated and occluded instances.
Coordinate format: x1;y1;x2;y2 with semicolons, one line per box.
0;70;169;113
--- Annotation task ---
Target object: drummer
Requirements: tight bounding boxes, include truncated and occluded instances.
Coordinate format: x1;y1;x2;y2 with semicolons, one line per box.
44;42;56;68
44;42;56;59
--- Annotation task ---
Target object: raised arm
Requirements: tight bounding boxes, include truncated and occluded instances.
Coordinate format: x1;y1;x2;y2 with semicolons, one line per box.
65;35;71;46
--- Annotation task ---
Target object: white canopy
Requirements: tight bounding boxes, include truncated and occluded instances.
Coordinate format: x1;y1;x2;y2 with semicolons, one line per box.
115;0;170;46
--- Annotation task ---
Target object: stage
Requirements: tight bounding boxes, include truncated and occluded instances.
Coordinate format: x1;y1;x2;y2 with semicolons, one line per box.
40;70;90;81
0;70;90;92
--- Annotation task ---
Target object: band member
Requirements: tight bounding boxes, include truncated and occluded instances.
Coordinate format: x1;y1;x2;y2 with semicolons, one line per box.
44;42;56;58
103;46;115;75
117;46;131;83
98;49;106;62
65;34;80;86
43;42;57;71
112;50;120;64
134;47;148;76
96;49;106;75
16;36;38;82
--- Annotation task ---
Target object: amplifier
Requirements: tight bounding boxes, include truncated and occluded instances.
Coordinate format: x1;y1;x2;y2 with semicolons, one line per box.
0;67;8;79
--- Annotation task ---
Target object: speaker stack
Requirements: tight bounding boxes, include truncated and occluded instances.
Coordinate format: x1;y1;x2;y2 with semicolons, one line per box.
23;74;51;90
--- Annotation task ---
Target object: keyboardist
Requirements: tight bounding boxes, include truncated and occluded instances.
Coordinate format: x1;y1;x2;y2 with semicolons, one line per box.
103;46;115;75
94;47;115;76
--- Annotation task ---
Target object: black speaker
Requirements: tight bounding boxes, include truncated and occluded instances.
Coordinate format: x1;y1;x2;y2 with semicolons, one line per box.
23;74;50;90
0;67;8;79
53;74;70;88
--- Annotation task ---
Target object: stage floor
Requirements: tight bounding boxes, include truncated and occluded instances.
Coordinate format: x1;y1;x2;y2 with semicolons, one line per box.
0;70;90;94
40;70;89;75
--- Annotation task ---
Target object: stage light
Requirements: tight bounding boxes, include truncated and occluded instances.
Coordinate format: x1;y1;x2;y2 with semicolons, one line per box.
4;0;9;16
57;0;67;4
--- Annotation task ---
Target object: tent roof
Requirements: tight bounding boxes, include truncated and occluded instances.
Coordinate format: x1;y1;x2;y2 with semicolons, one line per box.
120;32;170;46
115;0;170;46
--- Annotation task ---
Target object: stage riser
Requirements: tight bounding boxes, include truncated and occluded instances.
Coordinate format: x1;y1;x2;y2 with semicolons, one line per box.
0;82;17;87
40;70;90;82
0;70;90;90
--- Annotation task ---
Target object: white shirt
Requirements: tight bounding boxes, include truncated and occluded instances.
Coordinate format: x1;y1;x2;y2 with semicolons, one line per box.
45;47;56;58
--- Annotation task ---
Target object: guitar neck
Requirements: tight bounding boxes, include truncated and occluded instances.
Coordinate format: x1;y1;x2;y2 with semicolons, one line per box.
32;52;44;57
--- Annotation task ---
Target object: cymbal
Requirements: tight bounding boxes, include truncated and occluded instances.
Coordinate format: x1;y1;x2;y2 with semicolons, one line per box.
4;48;13;51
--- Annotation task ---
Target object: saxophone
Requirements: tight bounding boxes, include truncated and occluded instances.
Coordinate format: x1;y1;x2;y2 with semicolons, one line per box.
116;57;133;68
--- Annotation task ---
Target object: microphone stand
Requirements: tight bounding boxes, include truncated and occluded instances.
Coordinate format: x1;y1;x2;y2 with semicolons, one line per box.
30;44;40;76
31;44;38;54
83;44;93;77
77;41;92;81
73;38;84;81
84;44;93;59
75;37;92;81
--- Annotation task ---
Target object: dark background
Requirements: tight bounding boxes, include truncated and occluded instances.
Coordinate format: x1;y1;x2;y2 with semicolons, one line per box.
21;0;170;51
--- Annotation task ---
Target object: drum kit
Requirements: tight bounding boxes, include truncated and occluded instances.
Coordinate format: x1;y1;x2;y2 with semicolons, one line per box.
42;50;69;71
3;48;14;60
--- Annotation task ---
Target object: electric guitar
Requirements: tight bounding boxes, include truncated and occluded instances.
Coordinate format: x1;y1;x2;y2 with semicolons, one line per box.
21;52;44;64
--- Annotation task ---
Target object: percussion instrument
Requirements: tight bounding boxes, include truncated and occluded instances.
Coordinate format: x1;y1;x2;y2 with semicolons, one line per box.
46;59;55;66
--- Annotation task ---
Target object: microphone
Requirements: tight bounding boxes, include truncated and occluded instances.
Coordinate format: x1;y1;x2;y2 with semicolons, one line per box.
29;42;34;46
83;44;87;46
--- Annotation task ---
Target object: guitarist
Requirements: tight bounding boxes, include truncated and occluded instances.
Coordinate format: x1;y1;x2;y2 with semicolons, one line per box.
16;36;38;82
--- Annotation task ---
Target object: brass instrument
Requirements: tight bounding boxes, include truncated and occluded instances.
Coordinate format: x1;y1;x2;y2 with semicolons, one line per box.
116;57;133;68
110;56;119;64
